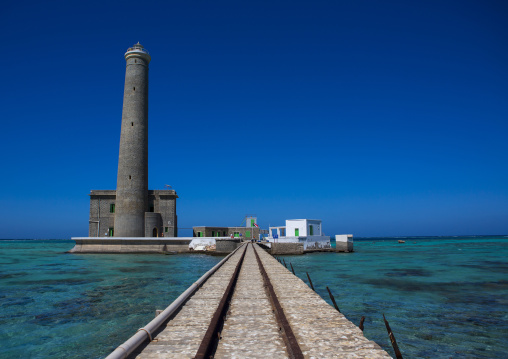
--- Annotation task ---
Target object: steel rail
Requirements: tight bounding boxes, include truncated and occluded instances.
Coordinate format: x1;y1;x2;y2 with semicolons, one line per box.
252;244;304;359
194;243;248;358
105;244;245;359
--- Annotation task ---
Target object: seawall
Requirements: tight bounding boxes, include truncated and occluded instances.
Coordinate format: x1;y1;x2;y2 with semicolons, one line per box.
69;237;352;255
69;237;192;253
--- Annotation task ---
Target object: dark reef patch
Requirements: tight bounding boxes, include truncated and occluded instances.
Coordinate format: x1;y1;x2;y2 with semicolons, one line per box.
4;296;35;307
20;277;104;286
133;260;167;265
384;268;433;277
117;266;152;273
361;278;508;305
38;263;65;267
460;261;508;274
0;272;28;280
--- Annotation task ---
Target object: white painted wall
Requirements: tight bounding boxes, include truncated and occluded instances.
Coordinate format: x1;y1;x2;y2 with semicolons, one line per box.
286;219;307;236
286;219;322;237
307;219;322;236
335;234;353;242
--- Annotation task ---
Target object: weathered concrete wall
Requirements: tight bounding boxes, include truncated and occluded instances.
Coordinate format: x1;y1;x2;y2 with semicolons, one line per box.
335;234;354;252
270;242;304;255
69;238;191;253
193;226;260;240
335;241;354;252
216;239;242;253
305;238;332;250
267;236;331;250
189;237;216;250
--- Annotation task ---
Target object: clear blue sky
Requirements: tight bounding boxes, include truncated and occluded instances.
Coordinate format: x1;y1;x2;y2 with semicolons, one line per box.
1;0;507;238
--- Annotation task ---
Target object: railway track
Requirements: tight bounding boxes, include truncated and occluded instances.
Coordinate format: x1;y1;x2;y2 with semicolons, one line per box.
107;243;391;359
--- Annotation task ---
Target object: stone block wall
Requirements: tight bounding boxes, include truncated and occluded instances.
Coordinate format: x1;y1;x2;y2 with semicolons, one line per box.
270;242;304;255
89;190;116;237
227;226;259;240
114;50;150;238
193;226;260;240
193;227;229;237
216;239;242;253
145;212;163;237
150;190;178;237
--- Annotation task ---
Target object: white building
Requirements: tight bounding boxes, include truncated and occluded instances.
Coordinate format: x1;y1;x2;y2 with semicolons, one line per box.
267;219;331;250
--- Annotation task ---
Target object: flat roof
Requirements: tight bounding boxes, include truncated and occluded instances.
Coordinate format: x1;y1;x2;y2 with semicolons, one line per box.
287;219;322;221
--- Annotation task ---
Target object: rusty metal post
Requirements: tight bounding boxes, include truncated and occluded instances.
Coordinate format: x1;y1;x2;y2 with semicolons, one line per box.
383;314;403;359
290;262;296;275
306;272;315;291
326;286;340;313
359;316;365;331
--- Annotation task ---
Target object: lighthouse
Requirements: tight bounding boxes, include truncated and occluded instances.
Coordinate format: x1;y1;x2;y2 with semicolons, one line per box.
86;43;177;239
114;43;151;237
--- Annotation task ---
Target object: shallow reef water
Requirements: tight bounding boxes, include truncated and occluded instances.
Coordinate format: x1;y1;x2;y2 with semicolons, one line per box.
1;237;508;358
282;236;508;358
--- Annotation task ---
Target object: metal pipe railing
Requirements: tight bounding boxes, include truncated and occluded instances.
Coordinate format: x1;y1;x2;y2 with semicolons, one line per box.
105;244;245;359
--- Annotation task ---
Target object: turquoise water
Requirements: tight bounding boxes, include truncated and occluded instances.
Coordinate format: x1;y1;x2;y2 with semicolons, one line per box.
291;236;508;358
1;237;507;358
0;241;223;359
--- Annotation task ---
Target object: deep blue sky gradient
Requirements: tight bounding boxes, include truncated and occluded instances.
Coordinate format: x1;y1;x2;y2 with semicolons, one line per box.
1;0;507;238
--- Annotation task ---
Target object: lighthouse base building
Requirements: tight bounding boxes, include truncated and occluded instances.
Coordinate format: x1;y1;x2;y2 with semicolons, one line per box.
88;190;178;238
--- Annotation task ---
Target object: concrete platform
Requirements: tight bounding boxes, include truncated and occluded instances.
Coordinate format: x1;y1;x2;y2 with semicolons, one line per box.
68;237;193;253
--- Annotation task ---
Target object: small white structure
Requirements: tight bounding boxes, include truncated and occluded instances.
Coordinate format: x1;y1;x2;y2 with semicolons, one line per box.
286;219;322;237
267;219;331;250
335;234;354;252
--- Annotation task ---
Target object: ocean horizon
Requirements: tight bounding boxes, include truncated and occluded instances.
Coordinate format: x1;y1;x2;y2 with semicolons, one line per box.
2;234;507;241
1;236;507;358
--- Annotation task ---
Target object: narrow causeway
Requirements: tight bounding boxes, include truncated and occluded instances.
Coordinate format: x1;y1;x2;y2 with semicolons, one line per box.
109;244;392;359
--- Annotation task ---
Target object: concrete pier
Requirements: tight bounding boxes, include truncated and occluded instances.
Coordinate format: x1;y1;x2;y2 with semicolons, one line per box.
108;244;391;358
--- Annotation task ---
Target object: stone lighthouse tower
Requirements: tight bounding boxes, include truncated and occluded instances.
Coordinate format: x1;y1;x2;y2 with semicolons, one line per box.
87;43;177;239
114;43;151;237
